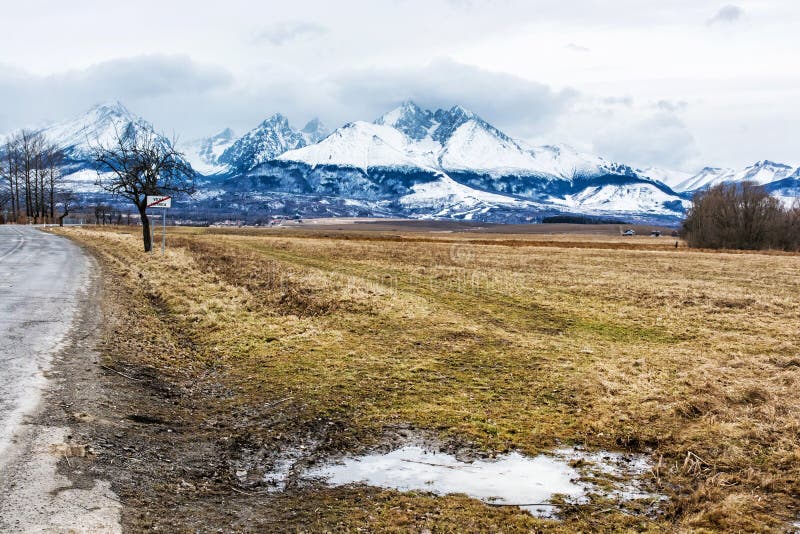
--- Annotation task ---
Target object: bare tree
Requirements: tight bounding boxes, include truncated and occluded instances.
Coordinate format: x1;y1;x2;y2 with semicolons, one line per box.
0;185;9;223
2;135;22;222
0;150;10;222
93;204;112;225
42;143;64;221
56;191;78;227
92;125;195;251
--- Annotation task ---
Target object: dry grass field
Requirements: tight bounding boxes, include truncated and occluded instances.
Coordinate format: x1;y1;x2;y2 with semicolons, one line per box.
53;224;800;532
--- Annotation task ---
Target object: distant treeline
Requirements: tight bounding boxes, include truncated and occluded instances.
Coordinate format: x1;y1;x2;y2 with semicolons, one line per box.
683;181;800;251
0;130;73;224
541;215;630;224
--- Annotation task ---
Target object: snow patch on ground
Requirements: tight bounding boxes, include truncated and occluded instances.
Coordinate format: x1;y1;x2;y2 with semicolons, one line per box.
304;445;663;517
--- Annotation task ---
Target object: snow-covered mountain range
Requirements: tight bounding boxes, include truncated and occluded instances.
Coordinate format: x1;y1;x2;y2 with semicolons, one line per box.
215;101;693;221
5;101;797;222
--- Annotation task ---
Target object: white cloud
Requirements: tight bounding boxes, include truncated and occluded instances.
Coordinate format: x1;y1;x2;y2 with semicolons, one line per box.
251;21;328;46
565;43;590;53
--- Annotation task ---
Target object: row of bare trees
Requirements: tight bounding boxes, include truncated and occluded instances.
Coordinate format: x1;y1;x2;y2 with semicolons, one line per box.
1;121;195;250
683;181;800;250
91;205;138;226
1;130;74;224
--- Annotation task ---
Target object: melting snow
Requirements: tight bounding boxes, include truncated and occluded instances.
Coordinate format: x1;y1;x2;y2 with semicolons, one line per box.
304;445;662;517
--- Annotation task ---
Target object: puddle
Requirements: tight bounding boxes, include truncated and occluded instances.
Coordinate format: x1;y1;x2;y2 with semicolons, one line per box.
304;445;663;517
261;451;299;492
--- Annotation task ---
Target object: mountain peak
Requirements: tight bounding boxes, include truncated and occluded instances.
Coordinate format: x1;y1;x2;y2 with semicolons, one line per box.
448;104;475;119
219;113;310;171
430;104;505;145
376;101;424;123
216;127;236;140
261;113;290;127
301;117;324;132
376;101;434;140
383;100;422;114
301;117;329;143
751;159;791;169
87;100;133;121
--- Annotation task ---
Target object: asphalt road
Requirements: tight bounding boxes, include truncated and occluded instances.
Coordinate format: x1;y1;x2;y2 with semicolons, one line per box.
0;226;90;459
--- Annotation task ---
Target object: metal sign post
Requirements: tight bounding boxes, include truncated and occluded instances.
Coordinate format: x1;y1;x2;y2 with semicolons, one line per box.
145;196;172;256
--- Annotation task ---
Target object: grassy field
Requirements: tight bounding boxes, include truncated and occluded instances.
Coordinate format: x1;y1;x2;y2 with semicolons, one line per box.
54;224;800;532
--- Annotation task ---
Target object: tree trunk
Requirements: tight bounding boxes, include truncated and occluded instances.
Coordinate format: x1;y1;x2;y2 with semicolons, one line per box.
140;207;153;252
58;205;69;227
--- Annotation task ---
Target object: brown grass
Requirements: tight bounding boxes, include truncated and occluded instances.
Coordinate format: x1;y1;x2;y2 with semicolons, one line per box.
53;225;800;532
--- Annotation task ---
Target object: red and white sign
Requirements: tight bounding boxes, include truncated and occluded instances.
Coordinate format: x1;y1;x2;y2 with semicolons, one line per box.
146;196;172;208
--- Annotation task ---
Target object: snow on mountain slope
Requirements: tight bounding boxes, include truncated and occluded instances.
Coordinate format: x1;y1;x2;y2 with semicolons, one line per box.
764;167;800;208
674;167;735;192
675;161;797;192
59;169;107;193
639;167;692;190
278;121;437;171
440;122;614;179
182;128;236;176
41;101;157;160
376;101;441;140
438;119;542;175
375;102;533;173
526;144;616;179
734;160;795;185
218;114;330;172
219;114;305;171
551;183;690;215
398;174;547;220
400;174;526;209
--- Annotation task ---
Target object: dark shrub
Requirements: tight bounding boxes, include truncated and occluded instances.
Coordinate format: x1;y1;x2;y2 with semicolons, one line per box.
683;181;799;250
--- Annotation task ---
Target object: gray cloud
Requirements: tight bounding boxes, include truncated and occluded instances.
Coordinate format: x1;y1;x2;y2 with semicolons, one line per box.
251;21;328;46
593;112;699;169
656;99;688;112
328;59;578;138
0;55;232;133
158;59;577;143
57;55;232;99
707;5;743;25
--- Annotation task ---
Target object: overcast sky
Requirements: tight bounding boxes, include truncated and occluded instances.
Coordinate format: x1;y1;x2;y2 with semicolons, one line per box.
0;0;797;171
